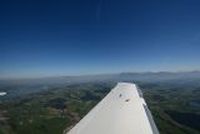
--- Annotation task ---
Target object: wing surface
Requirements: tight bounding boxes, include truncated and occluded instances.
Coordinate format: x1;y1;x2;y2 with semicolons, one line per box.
67;82;159;134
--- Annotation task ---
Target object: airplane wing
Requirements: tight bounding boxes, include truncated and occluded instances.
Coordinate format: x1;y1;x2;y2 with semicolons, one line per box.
67;82;159;134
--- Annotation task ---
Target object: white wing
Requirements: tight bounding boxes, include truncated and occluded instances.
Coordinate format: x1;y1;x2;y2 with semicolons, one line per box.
67;82;159;134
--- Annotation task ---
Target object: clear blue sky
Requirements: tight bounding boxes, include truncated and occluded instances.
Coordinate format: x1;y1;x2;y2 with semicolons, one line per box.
1;0;200;78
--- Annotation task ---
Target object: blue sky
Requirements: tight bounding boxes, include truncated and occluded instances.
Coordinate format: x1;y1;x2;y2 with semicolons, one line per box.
0;0;200;78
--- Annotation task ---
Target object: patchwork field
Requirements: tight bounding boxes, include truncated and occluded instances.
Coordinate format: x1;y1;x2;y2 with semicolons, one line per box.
0;80;200;134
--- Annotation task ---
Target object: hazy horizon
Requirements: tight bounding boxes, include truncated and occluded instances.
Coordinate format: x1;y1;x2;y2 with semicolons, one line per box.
1;70;200;80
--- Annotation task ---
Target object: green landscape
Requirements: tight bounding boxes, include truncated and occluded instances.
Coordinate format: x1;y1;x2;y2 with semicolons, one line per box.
0;73;200;134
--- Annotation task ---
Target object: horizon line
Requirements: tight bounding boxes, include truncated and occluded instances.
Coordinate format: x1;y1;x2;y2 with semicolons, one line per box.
0;70;200;80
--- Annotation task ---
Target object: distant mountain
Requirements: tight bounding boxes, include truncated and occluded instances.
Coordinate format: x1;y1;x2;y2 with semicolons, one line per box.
118;71;200;81
1;71;200;100
1;71;200;86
